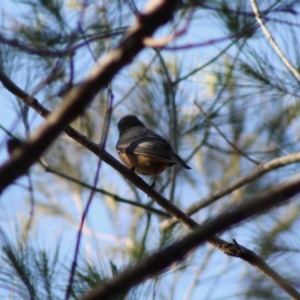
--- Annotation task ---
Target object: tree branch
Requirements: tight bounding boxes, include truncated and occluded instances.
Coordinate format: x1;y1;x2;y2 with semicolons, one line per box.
82;174;300;300
0;0;178;193
250;0;300;82
161;151;300;230
195;102;260;164
0;30;125;58
41;162;170;218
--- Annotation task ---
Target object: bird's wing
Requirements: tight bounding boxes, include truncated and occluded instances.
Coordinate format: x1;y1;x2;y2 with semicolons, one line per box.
116;128;174;161
128;136;175;160
116;128;191;168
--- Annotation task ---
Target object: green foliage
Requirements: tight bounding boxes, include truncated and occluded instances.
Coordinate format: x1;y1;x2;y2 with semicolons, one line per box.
0;233;61;299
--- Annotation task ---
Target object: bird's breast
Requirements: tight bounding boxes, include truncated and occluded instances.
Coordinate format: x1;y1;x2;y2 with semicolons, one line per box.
118;152;170;175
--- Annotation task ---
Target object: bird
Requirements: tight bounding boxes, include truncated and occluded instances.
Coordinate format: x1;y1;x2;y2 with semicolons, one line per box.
116;115;191;187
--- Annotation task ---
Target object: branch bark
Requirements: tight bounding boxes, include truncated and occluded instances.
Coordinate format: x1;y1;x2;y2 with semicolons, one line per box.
0;0;178;193
82;174;300;300
160;151;300;230
250;0;300;82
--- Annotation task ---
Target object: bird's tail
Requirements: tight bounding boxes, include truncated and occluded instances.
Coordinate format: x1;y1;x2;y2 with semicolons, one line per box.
173;153;191;169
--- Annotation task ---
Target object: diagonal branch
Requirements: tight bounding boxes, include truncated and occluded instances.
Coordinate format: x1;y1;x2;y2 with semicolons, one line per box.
161;151;300;230
42;164;170;218
250;0;300;82
0;0;178;193
0;30;125;58
196;102;260;164
82;174;300;300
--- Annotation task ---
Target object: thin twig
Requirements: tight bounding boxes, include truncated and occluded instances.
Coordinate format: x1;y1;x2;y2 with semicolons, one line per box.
250;0;300;82
0;30;125;58
65;93;114;299
195;102;260;164
154;49;178;202
174;39;237;84
65;157;102;300
160;151;300;230
24;171;35;232
83;173;300;300
44;164;170;217
66;85;116;299
162;32;248;51
138;213;152;260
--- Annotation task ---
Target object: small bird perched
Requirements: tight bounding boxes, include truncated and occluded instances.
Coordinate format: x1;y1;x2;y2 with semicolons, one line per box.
116;115;191;186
